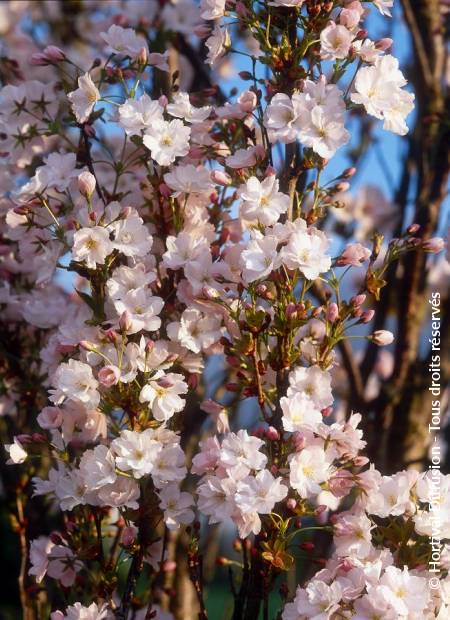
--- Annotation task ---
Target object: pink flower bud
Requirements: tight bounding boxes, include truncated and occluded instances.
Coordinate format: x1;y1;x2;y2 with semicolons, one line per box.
350;294;366;307
119;310;133;332
326;303;339;323
321;406;333;418
253;426;265;438
105;329;119;343
44;45;66;61
286;498;297;511
292;432;306;451
137;46;147;65
211;170;232;186
235;1;250;16
98;365;120;387
30;53;50;66
407;223;420;234
32;433;47;443
375;37;393;51
159;183;172;198
193;23;212;38
371;330;394;345
353;456;369;467
266;426;280;441
79;340;96;351
14;206;30;215
335;181;350;193
422;237;445;253
188;374;199;389
342;167;356;178
361;309;375;323
37;406;63;429
121;526;137;547
17;434;32;444
146;339;155;354
336;243;371;267
238;90;258;113
200;399;225;415
286;302;298;320
78;171;96;198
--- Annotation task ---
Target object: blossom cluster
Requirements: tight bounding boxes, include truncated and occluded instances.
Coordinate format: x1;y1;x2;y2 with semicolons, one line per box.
0;0;447;618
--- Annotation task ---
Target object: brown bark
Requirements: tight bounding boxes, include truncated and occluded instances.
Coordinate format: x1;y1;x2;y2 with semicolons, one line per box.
362;0;449;472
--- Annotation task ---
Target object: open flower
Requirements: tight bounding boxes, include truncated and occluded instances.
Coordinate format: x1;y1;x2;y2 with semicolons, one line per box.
67;72;100;123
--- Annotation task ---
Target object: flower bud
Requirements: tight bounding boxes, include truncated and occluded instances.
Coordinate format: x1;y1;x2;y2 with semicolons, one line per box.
78;171;96;198
98;365;120;387
266;426;280;441
105;329;119;343
159;183;172;198
44;45;66;61
188;374;199;389
193;23;212;38
406;223;420;234
375;37;393;51
32;434;48;448
337;243;371;267
350;294;366;307
211;169;232;186
30;53;50;66
422;237;445;253
137;46;147;66
200;399;224;415
360;309;375;323
235;1;250;16
371;330;394;345
326;303;339;323
238;90;258;113
121;526;137;547
119;310;133;332
335;181;350;193
292;432;306;451
342;167;356;178
286;498;297;511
